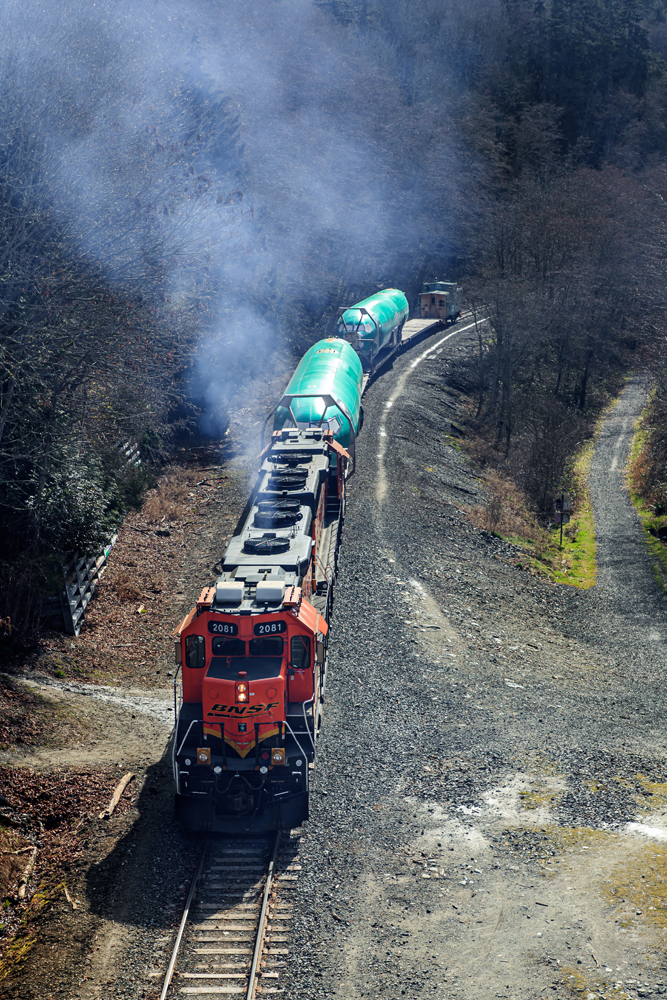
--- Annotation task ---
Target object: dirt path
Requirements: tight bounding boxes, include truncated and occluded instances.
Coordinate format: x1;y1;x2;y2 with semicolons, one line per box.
587;379;667;664
280;338;667;1000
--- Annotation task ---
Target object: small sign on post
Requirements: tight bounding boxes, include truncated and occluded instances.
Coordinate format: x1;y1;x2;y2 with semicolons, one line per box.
554;493;572;547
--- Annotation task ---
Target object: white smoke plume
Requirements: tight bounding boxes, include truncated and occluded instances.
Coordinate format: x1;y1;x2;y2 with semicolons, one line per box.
0;0;463;436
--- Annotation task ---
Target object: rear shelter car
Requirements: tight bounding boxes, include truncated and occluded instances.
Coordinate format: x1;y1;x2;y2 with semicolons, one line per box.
419;278;462;324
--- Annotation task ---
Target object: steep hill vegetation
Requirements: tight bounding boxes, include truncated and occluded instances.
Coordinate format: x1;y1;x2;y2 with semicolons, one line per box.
2;0;667;635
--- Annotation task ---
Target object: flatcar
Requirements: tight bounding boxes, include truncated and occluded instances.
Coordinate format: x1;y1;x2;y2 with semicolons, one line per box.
337;288;409;373
172;338;362;833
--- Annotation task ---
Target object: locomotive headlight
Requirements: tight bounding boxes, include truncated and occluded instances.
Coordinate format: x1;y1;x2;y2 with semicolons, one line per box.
235;682;248;704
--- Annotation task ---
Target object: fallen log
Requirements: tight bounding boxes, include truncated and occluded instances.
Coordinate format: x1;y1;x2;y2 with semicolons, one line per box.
18;846;38;898
99;772;135;820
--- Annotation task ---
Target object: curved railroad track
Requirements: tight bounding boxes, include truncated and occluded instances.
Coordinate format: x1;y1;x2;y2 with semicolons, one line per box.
159;832;301;999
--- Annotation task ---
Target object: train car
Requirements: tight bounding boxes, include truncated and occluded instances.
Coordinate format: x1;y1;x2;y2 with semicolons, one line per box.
337;288;409;373
273;337;363;466
171;340;363;833
419;279;462;324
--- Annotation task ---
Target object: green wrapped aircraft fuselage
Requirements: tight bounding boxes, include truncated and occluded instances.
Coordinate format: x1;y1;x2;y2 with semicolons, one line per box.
337;288;409;371
273;338;363;451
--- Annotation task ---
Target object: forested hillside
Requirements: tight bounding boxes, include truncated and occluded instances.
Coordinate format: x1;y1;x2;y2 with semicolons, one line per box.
2;0;667;634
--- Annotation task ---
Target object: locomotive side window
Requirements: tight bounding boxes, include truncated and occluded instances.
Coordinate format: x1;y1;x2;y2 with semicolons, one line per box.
185;634;206;669
212;637;245;656
290;635;311;670
249;636;284;657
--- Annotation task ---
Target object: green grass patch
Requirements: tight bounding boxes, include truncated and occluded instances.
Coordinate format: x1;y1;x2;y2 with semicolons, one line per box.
494;436;598;589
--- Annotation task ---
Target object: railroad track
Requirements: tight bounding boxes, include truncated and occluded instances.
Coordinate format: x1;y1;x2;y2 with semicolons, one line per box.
159;832;301;998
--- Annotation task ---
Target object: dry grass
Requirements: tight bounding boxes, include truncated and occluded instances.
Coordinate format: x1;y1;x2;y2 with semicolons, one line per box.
0;676;94;750
141;466;195;523
468;468;547;544
113;574;143;603
627;403;667;591
0;828;32;904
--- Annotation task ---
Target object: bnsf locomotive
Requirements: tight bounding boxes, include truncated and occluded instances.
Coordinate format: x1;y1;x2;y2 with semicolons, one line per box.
172;337;363;832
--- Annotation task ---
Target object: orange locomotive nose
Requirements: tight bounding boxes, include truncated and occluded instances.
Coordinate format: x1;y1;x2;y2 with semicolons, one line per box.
202;655;284;733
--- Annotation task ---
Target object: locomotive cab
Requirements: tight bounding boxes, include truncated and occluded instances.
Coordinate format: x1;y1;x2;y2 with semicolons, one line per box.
173;579;327;833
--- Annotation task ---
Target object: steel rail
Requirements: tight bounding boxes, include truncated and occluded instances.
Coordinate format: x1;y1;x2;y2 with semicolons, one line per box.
246;831;281;1000
159;838;208;1000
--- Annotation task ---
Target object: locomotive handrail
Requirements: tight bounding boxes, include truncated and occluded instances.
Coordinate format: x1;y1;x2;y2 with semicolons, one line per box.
301;698;316;750
259;404;279;451
172;665;182;719
172;681;183;789
172;706;180;788
283;719;309;767
176;719;201;758
314;552;334;586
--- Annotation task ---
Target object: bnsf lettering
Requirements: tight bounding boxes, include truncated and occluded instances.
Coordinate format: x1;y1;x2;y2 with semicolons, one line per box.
208;702;280;717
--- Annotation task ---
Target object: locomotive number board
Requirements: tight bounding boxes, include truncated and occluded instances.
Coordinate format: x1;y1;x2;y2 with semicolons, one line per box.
207;621;239;636
253;620;287;636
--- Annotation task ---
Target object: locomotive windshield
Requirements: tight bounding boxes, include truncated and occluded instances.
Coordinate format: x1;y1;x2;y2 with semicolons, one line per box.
212;637;245;656
207;657;282;680
211;637;284;657
249;637;283;656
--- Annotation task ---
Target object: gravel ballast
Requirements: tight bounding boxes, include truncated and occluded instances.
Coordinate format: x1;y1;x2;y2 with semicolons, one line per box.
279;335;667;1000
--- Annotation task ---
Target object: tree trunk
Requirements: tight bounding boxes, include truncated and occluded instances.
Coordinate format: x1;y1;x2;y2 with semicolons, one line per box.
579;350;593;410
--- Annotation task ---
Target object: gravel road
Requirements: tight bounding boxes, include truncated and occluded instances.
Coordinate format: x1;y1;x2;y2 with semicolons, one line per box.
281;332;667;1000
586;379;667;669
